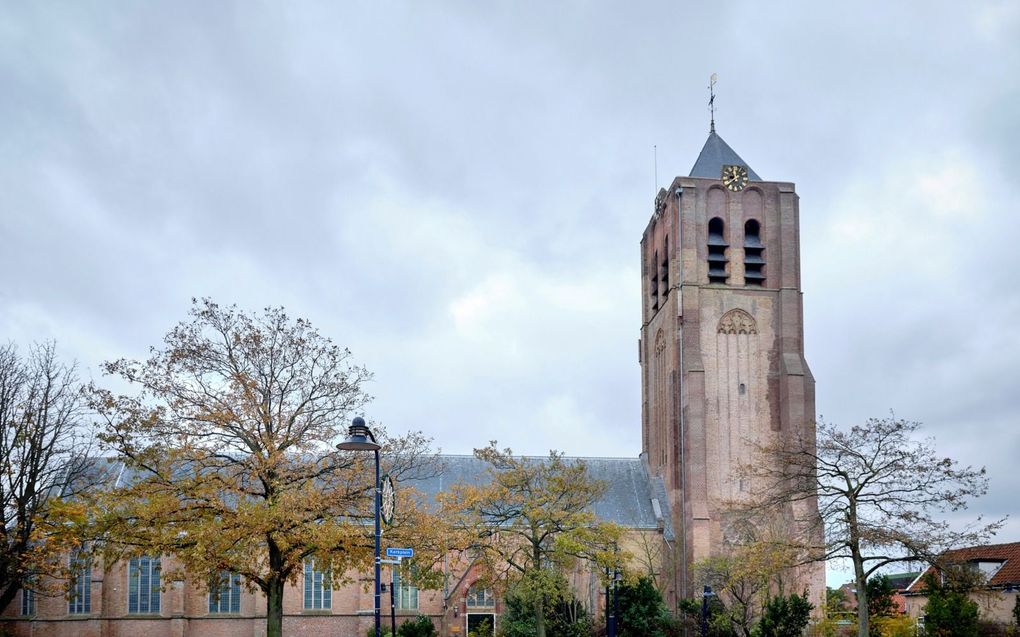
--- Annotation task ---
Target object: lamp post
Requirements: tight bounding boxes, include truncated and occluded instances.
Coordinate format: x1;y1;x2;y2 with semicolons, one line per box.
337;416;382;637
701;585;714;637
607;566;616;635
605;566;613;637
605;563;622;637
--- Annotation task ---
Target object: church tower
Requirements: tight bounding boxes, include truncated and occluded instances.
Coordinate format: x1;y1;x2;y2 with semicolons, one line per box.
639;124;824;602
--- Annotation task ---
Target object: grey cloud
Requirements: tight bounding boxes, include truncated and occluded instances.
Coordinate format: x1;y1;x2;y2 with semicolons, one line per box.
1;2;1018;567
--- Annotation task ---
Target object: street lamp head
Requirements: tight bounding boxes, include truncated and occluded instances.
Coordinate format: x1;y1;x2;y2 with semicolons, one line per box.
336;416;381;451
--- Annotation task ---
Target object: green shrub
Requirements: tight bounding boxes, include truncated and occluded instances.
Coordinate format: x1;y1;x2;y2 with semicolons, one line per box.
398;615;437;637
469;617;494;637
867;576;898;622
922;573;979;637
678;594;737;637
616;577;673;637
753;592;812;637
498;585;591;637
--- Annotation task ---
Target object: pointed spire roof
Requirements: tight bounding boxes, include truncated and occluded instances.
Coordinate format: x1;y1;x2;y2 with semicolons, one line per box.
689;131;761;180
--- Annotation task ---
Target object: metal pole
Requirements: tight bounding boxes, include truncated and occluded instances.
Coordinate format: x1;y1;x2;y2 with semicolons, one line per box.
375;448;381;637
605;566;611;637
613;569;620;637
390;564;397;637
700;586;710;637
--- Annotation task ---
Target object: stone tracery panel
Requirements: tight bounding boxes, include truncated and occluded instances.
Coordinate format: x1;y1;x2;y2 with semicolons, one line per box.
717;309;758;335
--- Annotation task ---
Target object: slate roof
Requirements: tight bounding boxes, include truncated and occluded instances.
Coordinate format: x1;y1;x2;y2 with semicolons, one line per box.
78;455;675;541
905;541;1020;592
410;455;674;541
689;131;761;181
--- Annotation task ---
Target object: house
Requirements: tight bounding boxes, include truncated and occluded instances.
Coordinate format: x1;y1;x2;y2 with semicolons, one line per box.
834;571;919;617
883;572;921;615
902;541;1020;625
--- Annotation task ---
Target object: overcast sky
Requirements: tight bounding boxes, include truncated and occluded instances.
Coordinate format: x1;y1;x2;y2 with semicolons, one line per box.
2;2;1018;585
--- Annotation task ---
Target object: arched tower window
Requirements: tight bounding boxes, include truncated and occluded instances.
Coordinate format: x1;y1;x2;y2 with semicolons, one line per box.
660;236;669;298
707;217;729;284
743;219;765;286
650;250;659;311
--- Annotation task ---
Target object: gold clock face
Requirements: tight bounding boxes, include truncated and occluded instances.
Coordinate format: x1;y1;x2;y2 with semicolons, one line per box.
721;165;749;192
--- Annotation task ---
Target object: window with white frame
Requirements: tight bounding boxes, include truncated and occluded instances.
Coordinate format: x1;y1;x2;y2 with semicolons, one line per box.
303;558;331;610
21;585;36;616
69;550;92;614
209;571;241;613
393;567;418;610
466;584;494;608
128;556;161;613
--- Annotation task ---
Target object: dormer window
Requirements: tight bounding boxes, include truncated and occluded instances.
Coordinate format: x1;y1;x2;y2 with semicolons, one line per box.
743;219;765;286
707;217;728;284
970;560;1006;580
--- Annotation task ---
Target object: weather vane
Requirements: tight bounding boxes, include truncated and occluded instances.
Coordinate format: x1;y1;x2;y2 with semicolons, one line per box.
708;73;717;133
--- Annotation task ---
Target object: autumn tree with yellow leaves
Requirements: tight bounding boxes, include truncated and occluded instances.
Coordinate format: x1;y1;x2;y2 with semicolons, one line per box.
76;300;442;637
694;516;803;637
441;444;626;637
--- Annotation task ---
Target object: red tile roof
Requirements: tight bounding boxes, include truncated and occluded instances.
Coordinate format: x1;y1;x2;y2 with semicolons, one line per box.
905;541;1020;592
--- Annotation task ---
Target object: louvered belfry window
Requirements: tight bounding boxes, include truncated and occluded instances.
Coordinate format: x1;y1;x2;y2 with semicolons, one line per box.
650;250;659;311
707;217;729;284
660;236;669;298
743;219;765;286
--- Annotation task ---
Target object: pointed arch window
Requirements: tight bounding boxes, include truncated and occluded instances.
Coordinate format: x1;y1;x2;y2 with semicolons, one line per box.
707;217;729;284
209;571;242;614
743;219;765;286
650;250;659;311
69;549;92;614
128;556;161;614
393;565;419;610
303;557;331;610
466;584;495;608
20;583;35;616
660;236;669;298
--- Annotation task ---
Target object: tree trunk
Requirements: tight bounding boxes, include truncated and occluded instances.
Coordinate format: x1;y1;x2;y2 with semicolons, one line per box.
849;499;869;637
266;577;285;637
534;596;546;637
0;581;18;615
852;550;869;637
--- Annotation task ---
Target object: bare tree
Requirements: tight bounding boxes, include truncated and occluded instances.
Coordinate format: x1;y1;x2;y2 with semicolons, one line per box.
743;416;1003;637
0;341;93;611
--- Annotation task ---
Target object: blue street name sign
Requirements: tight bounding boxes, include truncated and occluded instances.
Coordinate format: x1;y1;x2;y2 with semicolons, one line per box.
386;547;414;558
